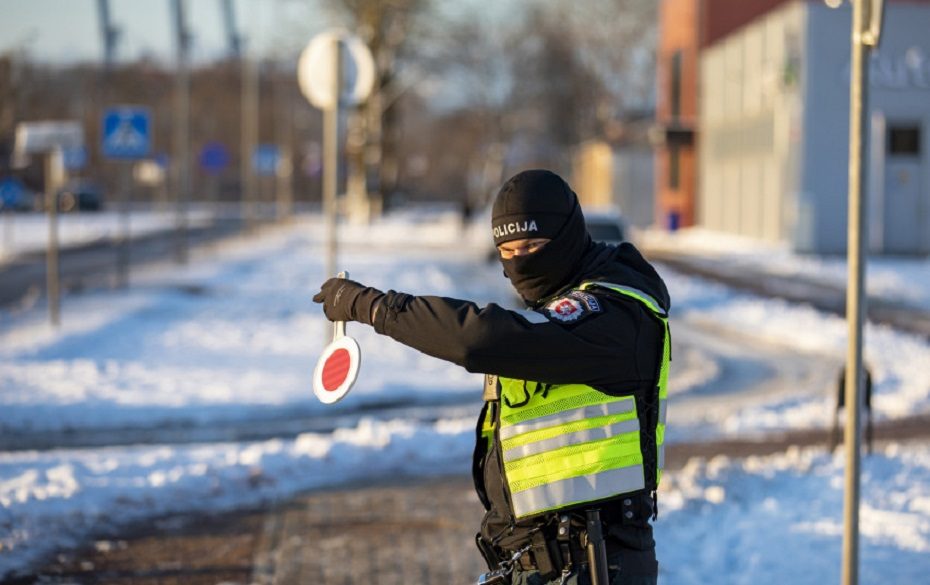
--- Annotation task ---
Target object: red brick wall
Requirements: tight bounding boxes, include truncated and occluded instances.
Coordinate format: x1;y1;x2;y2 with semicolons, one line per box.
700;0;792;47
658;0;699;123
656;0;699;229
656;0;930;230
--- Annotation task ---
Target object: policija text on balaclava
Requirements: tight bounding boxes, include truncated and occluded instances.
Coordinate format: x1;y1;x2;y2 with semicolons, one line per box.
491;170;591;304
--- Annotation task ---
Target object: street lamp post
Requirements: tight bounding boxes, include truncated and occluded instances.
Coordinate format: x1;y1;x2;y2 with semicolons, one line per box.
839;1;884;585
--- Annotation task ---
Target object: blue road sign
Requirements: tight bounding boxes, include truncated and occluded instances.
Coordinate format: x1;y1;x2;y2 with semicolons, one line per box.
252;144;280;176
102;107;151;159
63;146;88;171
199;142;230;175
0;177;28;210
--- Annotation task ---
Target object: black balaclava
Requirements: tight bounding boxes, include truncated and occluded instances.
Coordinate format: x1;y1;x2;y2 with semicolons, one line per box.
491;169;591;304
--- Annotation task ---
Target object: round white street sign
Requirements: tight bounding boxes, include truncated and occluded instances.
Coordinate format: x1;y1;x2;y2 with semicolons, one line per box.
298;29;376;110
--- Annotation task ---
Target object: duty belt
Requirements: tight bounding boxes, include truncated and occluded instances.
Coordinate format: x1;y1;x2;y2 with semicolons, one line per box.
516;536;622;572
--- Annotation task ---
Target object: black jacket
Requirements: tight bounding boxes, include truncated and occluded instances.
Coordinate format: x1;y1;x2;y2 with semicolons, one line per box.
371;242;668;387
369;241;669;557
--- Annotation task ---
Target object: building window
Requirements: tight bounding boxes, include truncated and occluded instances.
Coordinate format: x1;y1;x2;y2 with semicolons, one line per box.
669;145;680;190
670;50;683;120
888;125;921;156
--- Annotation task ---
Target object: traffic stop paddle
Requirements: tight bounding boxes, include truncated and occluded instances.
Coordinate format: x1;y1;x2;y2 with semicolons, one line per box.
313;272;361;404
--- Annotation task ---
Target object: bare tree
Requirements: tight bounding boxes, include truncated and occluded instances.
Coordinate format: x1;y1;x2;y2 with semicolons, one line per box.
556;0;658;114
508;6;605;159
322;0;435;211
410;0;657;186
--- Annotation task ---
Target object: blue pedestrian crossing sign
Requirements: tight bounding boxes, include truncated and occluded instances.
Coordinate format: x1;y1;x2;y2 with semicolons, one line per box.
102;107;152;159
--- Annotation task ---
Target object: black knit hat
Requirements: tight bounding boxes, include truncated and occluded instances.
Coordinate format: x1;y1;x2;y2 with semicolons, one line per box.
491;170;578;246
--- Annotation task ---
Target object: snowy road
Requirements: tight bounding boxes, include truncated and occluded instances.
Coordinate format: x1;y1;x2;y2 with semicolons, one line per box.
0;315;832;452
3;212;930;582
641;228;930;340
0;217;241;309
668;318;840;442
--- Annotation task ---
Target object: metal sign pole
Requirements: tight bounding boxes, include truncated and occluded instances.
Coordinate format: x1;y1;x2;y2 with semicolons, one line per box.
15;122;84;327
2;211;11;258
241;56;259;232
323;38;343;282
842;0;883;583
117;163;132;287
172;0;191;264
45;148;65;327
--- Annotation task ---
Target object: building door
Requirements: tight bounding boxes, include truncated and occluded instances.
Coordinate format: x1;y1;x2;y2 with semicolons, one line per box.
883;123;925;254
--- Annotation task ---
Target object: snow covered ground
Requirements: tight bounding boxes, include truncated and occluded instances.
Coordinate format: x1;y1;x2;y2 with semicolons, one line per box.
0;208;214;262
657;443;930;584
1;212;929;581
640;226;930;310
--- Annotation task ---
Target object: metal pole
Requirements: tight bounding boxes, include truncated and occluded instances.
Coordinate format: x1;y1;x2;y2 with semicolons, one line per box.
241;55;259;231
45;149;65;327
117;163;131;287
842;1;871;584
220;0;242;58
172;0;191;264
275;63;295;222
96;0;119;66
323;39;342;281
2;210;12;259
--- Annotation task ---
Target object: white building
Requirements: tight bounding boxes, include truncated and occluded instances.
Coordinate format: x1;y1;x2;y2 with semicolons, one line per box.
698;1;930;254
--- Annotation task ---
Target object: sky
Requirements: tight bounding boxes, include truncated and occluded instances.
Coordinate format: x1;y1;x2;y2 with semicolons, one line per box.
0;0;527;114
0;0;520;65
0;0;326;64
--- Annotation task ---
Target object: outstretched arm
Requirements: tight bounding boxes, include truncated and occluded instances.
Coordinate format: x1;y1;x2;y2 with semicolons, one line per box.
314;278;660;388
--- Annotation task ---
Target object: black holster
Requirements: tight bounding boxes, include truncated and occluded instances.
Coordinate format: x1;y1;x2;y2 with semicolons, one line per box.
585;509;610;585
529;530;563;580
475;534;502;570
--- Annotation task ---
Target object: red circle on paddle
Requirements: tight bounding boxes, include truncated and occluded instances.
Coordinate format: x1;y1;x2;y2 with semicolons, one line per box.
313;335;360;404
321;348;351;391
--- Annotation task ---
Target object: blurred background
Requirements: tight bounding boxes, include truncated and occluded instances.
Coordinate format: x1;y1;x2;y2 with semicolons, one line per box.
0;0;657;226
2;1;928;254
3;1;930;584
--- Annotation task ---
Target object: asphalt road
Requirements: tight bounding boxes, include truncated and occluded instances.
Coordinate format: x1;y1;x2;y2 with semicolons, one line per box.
0;218;244;310
28;418;930;585
1;313;831;453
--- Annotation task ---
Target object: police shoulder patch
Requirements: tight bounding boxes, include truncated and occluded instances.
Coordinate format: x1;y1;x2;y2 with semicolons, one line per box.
567;290;602;313
543;291;602;324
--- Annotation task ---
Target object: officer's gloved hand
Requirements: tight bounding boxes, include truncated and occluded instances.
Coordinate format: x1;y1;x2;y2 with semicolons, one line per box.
312;278;384;326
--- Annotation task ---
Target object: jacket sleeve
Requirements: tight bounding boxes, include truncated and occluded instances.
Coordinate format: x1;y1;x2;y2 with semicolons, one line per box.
370;290;662;388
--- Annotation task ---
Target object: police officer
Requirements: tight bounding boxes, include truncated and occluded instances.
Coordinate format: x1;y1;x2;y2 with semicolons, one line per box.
313;169;669;584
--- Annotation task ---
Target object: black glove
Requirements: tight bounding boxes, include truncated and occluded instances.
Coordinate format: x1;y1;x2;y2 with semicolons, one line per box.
312;277;384;326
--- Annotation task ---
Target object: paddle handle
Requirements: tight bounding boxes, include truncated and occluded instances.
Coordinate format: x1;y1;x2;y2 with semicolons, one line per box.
333;271;348;340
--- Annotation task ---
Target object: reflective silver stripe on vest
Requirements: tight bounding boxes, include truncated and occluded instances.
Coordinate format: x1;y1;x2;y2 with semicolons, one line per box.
659;399;668;424
583;282;666;316
657;443;666;470
511;465;646;518
503;418;641;462
499;400;635;441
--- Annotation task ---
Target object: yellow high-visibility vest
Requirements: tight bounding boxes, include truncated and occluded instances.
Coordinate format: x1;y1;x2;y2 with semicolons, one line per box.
490;281;670;519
